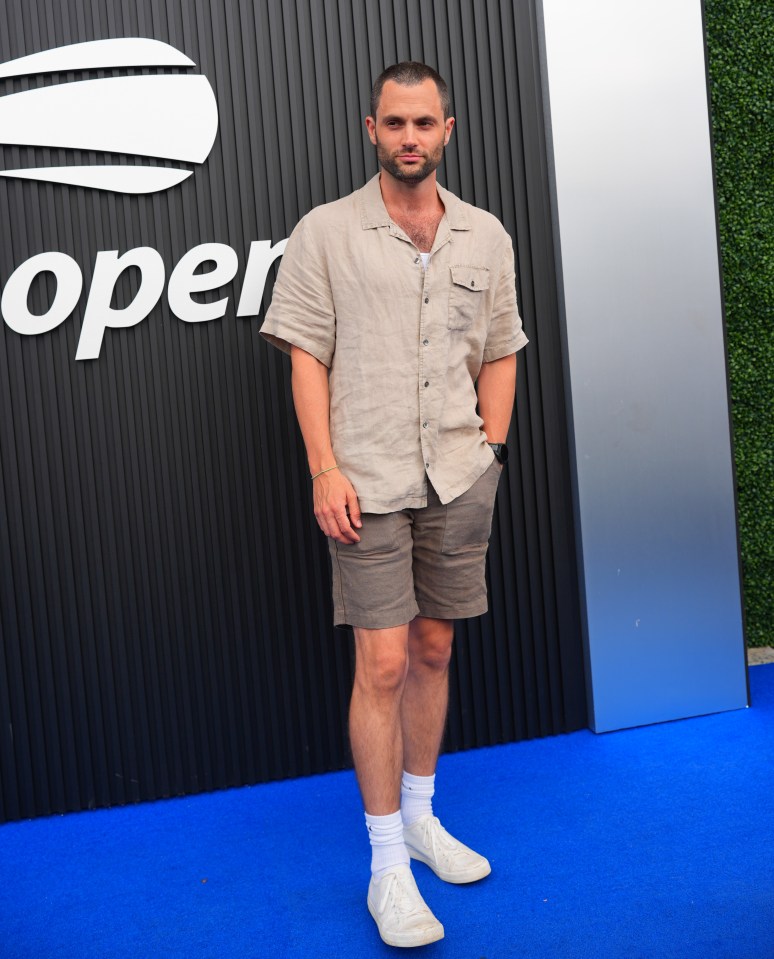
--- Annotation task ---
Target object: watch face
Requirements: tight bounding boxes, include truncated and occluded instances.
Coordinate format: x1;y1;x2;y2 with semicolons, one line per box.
493;444;509;464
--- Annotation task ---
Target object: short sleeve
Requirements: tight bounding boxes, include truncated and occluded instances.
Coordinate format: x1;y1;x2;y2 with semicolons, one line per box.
259;214;336;367
482;236;529;363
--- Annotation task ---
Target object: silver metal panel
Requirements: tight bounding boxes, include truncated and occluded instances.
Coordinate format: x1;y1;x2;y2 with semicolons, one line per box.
538;0;748;731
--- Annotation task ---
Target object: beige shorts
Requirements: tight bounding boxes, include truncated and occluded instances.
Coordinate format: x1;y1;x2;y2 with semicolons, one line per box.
328;458;503;629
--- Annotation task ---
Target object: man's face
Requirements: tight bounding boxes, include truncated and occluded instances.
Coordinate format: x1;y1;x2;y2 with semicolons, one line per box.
366;79;455;185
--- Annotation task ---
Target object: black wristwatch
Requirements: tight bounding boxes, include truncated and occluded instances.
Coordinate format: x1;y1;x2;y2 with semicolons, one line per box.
488;443;509;465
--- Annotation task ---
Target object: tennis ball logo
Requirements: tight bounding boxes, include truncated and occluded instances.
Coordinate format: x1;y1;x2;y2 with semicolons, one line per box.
0;37;218;194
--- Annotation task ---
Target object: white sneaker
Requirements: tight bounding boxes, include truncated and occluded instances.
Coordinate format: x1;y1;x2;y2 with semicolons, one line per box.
403;815;491;884
367;864;444;948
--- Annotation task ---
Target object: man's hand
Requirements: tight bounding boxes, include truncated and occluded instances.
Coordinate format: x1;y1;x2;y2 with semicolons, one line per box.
313;469;362;544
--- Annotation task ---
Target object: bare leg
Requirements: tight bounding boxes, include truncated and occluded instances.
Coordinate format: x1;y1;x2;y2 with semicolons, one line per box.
349;624;410;815
395;617;491;887
401;616;454;776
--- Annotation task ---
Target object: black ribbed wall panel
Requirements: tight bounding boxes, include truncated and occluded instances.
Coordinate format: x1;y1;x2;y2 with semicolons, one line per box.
0;0;585;823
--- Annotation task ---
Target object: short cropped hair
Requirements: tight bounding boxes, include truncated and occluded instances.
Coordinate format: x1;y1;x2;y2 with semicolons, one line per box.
370;62;451;120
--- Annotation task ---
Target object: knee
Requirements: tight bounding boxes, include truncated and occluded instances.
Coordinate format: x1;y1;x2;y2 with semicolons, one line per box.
409;619;454;673
355;645;409;697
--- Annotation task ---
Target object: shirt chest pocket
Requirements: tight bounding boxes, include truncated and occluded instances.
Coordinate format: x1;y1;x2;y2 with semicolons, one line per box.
448;266;490;331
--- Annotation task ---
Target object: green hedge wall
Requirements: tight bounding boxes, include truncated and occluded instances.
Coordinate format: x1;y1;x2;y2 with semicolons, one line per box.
705;0;773;647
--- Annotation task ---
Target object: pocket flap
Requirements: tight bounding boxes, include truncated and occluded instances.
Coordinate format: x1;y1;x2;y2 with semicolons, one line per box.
450;265;490;291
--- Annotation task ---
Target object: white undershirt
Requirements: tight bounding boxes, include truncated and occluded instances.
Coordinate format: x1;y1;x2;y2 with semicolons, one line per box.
420;252;432;271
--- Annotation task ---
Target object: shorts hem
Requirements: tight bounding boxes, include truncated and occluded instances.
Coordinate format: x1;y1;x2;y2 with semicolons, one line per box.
416;600;489;621
333;601;420;631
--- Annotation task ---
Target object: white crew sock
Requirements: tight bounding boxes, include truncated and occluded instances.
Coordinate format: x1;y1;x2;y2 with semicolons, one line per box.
400;771;435;826
365;810;410;880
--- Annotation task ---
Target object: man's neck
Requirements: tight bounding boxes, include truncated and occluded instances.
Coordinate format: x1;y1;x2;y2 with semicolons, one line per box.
378;170;443;216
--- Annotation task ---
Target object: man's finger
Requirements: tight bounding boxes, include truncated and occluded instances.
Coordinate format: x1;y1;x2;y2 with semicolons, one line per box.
315;513;331;538
347;489;362;529
316;503;353;543
314;501;337;538
334;507;361;544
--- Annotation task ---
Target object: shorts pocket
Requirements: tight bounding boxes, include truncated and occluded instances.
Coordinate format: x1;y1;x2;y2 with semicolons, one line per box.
441;461;501;554
448;265;490;331
344;511;402;555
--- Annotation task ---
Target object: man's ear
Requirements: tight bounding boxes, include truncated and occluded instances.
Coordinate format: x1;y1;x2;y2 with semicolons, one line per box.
444;116;455;146
365;116;377;146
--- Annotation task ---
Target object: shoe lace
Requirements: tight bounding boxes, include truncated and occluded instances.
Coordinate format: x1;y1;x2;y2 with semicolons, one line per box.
421;816;468;865
379;871;427;920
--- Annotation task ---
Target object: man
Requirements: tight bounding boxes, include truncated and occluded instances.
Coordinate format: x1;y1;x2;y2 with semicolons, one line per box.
260;62;528;948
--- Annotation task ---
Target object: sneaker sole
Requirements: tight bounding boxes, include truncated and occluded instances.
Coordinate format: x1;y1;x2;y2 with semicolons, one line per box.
406;847;492;884
367;901;445;948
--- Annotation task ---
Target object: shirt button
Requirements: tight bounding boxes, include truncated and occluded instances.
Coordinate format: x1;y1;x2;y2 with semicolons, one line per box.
424;381;429;387
423;338;429;346
470;279;475;287
415;256;420;264
424;297;429;304
425;462;430;468
422;421;428;428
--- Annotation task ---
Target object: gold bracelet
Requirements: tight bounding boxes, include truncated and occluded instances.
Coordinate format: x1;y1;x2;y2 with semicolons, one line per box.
311;464;339;480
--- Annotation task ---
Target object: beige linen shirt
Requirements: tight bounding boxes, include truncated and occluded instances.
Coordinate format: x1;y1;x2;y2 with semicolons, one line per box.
260;173;528;514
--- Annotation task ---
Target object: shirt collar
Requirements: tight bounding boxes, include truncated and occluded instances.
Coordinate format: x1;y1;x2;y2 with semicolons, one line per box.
359;172;471;231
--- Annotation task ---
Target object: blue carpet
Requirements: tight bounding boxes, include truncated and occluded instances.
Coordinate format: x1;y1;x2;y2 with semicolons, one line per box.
1;665;773;959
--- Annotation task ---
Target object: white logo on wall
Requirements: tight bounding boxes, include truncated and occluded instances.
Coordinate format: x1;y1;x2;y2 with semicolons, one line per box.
1;240;288;361
0;37;218;194
0;37;288;360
